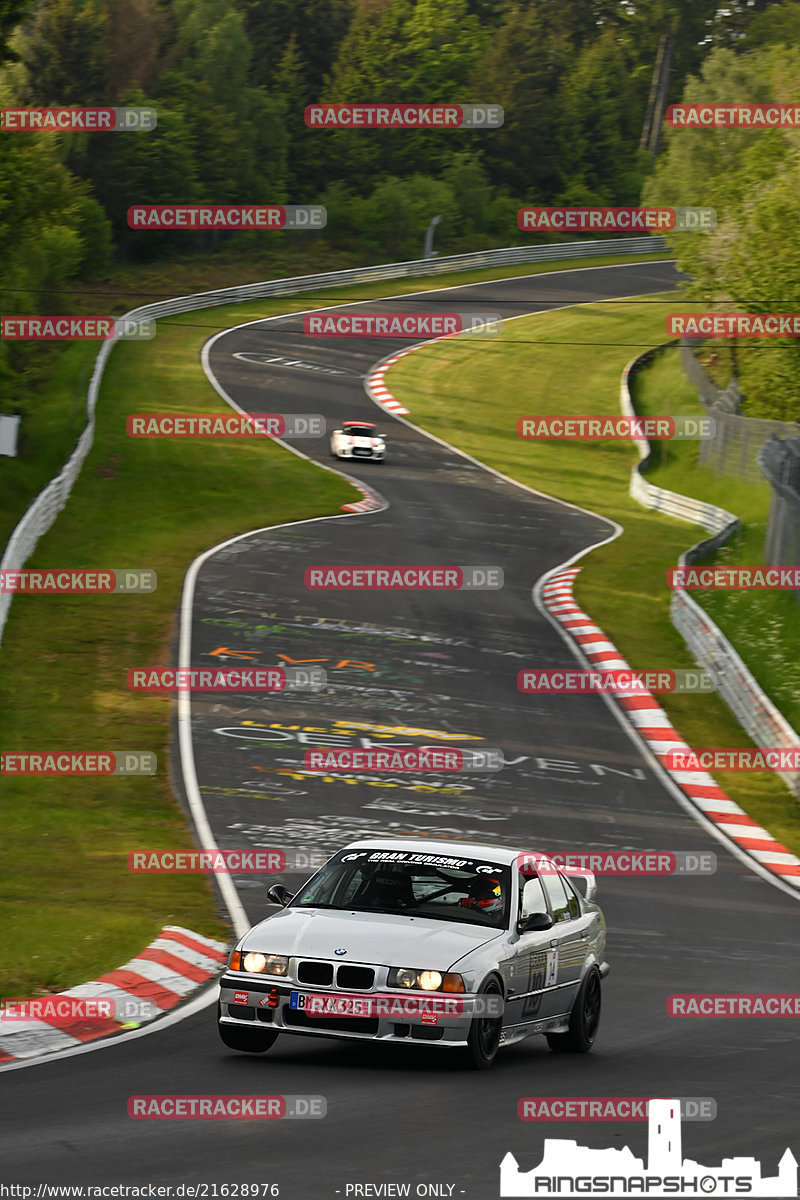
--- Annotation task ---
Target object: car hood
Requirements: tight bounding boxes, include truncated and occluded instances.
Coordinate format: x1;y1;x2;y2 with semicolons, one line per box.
240;908;502;969
345;435;383;446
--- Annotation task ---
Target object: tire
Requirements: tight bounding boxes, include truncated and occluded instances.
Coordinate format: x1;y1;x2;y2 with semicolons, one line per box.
546;967;601;1053
460;978;503;1070
218;1007;279;1055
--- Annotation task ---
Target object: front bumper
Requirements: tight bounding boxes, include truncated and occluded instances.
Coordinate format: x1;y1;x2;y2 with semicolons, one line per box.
218;975;481;1047
334;447;385;460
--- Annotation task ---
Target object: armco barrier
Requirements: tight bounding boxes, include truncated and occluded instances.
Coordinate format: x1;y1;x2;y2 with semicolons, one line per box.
621;348;800;799
0;236;667;646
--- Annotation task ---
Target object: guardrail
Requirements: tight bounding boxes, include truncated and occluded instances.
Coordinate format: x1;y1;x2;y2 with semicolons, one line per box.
0;235;668;645
621;347;800;799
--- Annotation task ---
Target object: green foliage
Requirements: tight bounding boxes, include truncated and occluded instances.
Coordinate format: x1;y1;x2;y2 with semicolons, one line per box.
643;44;800;419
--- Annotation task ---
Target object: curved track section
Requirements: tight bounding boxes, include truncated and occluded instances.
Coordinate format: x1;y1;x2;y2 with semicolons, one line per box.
3;263;799;1196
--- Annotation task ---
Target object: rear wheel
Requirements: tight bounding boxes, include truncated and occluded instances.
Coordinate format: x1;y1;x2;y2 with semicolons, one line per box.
546;967;601;1053
460;978;503;1070
218;1005;279;1054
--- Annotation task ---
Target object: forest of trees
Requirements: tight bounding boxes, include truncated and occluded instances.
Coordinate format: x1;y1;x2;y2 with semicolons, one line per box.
1;0;800;415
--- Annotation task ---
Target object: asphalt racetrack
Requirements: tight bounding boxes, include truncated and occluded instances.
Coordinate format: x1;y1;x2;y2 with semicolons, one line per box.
3;261;798;1195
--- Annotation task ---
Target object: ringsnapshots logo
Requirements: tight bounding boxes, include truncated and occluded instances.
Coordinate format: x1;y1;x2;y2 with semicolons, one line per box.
516;851;716;876
304;566;503;590
668;313;800;337
304;747;503;773
0;569;156;594
127;205;326;230
126;414;324;438
518;207;716;232
518;669;717;695
127;666;326;692
1;317;155;341
667;103;800;128
303;312;502;337
1;752;156;775
127;1095;326;1120
500;1098;798;1197
517;416;714;441
304;103;503;129
0;106;156;131
517;1098;717;1122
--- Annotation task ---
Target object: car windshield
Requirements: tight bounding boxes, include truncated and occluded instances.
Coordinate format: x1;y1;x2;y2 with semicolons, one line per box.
343;426;378;438
290;848;511;929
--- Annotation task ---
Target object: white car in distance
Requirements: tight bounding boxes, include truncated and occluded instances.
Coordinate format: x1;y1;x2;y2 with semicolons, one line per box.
330;420;386;462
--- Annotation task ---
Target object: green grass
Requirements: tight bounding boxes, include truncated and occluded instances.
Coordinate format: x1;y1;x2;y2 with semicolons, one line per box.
385;295;800;856
1;250;668;553
0;248;672;998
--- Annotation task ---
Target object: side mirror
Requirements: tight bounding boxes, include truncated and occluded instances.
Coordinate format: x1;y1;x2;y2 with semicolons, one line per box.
518;911;554;934
267;884;294;907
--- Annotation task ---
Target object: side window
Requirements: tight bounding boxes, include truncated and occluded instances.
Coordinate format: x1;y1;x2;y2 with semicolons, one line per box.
519;872;547;919
540;871;572;922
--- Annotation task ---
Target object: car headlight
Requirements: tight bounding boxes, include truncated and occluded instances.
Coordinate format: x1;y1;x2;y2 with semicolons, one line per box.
387;968;465;992
230;950;289;976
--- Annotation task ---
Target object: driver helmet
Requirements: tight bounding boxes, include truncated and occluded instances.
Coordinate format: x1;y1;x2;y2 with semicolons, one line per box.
459;875;503;914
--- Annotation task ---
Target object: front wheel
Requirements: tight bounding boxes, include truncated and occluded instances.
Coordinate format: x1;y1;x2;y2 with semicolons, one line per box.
546;967;601;1053
460;978;503;1070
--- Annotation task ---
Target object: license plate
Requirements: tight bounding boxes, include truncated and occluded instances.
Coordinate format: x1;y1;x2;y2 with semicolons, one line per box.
289;991;306;1010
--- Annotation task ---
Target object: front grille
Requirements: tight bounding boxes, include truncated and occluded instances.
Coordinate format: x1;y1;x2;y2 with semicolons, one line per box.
352;448;373;457
255;1009;273;1024
284;1009;379;1035
297;961;334;985
336;965;375;990
228;1004;255;1021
